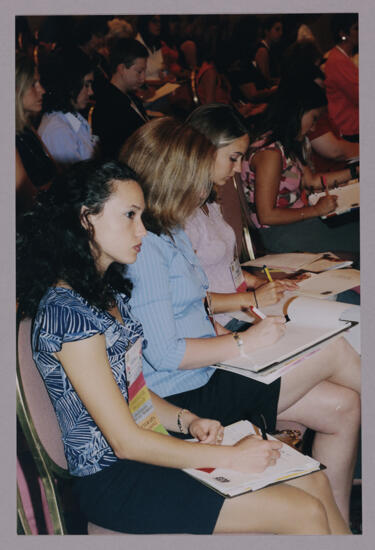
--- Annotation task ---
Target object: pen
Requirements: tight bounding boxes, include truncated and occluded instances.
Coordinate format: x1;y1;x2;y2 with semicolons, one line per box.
249;305;267;320
260;414;268;440
263;265;273;282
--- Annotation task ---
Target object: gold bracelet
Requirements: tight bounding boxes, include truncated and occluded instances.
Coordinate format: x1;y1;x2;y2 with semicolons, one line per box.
177;408;189;434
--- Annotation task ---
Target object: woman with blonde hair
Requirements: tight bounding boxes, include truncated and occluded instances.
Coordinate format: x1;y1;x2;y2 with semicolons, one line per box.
120;115;360;526
16;52;56;214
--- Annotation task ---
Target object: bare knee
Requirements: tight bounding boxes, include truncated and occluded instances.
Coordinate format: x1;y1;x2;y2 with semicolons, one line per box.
304;470;332;497
302;495;330;534
332;388;361;429
283;488;330;534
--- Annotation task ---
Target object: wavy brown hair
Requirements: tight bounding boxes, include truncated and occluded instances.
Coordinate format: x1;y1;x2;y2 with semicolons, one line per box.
119;117;216;234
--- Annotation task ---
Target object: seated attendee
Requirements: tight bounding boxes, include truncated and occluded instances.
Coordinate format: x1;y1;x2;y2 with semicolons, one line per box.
279;39;359;172
253;16;283;87
184;104;297;331
92;38;149;159
226;17;277;105
241;82;359;255
16;159;345;536
16;53;56;214
135;15;164;82
72;15;110;89
308;114;359;173
38;49;97;167
324;14;359;143
120;116;360;524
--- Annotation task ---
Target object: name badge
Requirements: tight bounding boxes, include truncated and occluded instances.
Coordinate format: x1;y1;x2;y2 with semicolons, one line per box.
230;257;247;292
125;338;168;434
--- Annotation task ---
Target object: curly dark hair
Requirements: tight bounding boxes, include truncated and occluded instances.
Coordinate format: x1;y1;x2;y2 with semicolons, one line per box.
17;160;141;319
254;81;327;163
40;48;94;113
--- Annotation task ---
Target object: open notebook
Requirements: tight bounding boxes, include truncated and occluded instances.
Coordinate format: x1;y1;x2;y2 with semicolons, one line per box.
184;421;322;497
218;296;356;373
308;180;359;218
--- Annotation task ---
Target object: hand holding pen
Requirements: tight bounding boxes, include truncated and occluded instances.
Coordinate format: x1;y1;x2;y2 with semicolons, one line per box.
315;176;337;215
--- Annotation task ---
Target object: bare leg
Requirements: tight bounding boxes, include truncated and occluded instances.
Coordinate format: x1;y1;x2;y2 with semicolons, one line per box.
277;337;361;523
286;471;351;534
214;475;332;534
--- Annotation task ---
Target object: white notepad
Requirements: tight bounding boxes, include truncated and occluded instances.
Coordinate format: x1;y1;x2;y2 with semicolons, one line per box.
218;297;355;373
184;421;321;497
308;181;359;218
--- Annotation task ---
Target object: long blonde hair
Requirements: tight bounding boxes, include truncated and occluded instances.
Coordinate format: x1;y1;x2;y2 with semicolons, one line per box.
119;117;216;233
16;53;36;134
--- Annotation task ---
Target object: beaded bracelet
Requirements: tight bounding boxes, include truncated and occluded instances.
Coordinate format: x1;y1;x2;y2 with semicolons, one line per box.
177;408;189;434
253;290;258;308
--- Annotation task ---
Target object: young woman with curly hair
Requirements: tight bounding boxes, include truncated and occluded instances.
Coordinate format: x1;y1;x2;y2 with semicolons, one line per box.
17;155;349;535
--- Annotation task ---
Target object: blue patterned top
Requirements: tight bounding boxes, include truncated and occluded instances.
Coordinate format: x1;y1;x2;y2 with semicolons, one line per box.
32;287;144;477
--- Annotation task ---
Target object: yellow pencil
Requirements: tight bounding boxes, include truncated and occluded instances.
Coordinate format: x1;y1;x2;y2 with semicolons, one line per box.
263;265;273;282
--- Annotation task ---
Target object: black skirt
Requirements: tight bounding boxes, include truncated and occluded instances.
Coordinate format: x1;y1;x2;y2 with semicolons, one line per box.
166;368;281;435
74;457;224;534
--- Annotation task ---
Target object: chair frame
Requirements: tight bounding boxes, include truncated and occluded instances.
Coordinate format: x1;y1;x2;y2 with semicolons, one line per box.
16;314;71;535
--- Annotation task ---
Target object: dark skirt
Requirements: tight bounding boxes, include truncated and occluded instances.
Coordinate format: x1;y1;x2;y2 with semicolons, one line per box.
74;457;224;534
166;368;281;435
257;216;359;256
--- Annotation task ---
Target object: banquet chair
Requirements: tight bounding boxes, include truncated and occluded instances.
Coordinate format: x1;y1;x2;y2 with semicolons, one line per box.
16;316;123;535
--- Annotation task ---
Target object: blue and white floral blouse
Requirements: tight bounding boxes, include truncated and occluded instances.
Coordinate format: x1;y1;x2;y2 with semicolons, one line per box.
32;287;143;477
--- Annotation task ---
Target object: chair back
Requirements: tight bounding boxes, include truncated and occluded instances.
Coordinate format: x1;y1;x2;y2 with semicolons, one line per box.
218;174;262;261
16;316;69;534
17;317;68;470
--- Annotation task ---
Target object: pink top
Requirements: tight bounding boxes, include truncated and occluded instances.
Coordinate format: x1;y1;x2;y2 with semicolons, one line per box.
241;139;306;228
185;202;238;326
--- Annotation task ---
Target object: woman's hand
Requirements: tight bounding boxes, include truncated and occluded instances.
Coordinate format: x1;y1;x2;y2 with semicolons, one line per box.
314;195;338;216
253;280;296;307
189;418;224;445
231;435;282;473
242;316;286;352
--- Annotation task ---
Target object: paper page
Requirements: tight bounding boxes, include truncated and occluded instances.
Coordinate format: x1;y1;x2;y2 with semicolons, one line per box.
222;320;349;372
302;254;353;273
295;269;360;299
216;345;322;384
287;296;353;327
241;252;324;271
220;297;352;371
184;421;320;496
308;181;359;217
145;82;180;103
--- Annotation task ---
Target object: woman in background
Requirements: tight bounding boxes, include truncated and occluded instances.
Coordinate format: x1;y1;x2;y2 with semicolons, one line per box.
16;53;56;214
38;49;98;167
241;81;359;255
